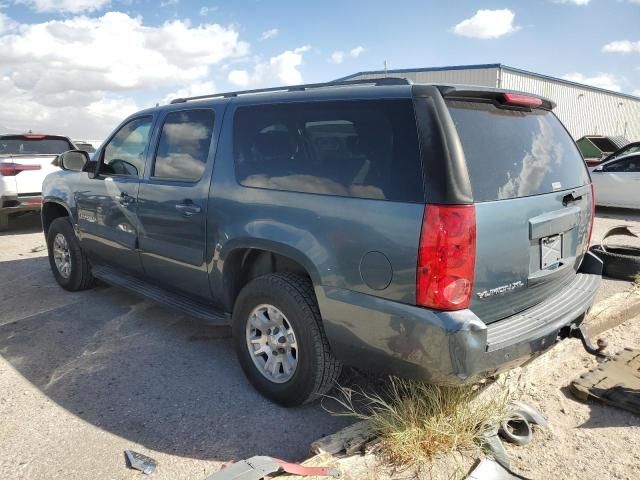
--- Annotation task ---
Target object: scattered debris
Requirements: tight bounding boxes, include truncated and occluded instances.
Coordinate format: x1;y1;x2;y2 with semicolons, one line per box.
482;426;511;470
311;420;376;456
467;459;531;480
124;449;157;475
499;413;532;446
203;456;340;479
509;401;547;428
570;347;640;416
590;225;640;281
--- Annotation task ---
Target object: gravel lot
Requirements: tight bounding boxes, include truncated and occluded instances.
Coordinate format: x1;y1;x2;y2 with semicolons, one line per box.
0;214;350;480
1;208;639;480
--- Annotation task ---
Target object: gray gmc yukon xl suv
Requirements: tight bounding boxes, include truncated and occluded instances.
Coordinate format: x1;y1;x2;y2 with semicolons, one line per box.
42;79;601;406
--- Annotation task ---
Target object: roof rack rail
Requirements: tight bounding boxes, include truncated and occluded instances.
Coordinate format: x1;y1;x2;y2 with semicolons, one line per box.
169;77;412;104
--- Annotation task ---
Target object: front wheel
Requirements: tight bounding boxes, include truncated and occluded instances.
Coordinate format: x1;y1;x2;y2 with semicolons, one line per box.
232;273;341;406
46;217;94;291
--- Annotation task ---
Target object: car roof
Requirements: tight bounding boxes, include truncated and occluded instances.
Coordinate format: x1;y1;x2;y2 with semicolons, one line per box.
0;134;72;140
130;79;554;118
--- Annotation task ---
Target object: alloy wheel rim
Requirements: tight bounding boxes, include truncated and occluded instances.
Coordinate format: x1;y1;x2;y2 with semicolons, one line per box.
245;304;298;383
52;233;72;279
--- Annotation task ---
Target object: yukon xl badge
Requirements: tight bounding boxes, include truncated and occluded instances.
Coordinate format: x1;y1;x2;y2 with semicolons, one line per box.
477;281;525;299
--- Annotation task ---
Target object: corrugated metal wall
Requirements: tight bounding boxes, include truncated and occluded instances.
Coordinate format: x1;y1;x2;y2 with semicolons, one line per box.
351;67;499;88
348;67;640;141
499;69;640;141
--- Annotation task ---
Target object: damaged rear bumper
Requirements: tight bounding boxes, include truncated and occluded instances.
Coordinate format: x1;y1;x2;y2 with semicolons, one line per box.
320;252;603;383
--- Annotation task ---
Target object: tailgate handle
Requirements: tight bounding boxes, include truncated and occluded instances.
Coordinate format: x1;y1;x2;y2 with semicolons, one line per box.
562;191;583;206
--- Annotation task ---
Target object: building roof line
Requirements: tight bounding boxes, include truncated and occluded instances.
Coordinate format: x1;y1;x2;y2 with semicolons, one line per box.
335;63;640;102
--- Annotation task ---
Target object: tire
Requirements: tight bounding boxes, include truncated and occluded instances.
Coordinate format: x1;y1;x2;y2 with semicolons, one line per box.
590;244;640;281
46;217;94;291
0;213;9;232
232;272;342;406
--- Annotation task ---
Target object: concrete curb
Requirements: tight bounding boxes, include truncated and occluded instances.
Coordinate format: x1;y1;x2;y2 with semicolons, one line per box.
586;289;640;336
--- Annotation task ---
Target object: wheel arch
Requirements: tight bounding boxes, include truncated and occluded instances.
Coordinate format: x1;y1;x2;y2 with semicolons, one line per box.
42;201;73;235
220;240;322;313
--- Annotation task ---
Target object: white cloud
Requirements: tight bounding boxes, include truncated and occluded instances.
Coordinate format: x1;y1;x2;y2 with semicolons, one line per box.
199;6;217;16
555;0;590;5
634;89;640;96
228;46;311;87
228;69;250;87
259;28;279;41
350;46;365;57
602;40;640;53
452;9;520;39
0;12;16;34
160;0;178;6
328;45;365;64
161;80;215;104
0;76;137;139
562;72;622;92
329;51;345;64
16;0;110;13
0;12;249;138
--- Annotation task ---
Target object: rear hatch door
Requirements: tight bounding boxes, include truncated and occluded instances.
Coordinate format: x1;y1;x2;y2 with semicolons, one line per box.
0;135;70;195
446;98;593;323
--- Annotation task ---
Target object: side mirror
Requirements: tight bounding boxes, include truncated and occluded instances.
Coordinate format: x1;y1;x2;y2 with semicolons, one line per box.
592;166;603;172
59;150;89;172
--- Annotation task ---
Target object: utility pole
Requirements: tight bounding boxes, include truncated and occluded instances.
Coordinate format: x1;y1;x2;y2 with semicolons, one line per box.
383;60;388;77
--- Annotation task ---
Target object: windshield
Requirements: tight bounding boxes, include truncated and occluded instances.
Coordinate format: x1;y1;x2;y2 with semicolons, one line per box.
0;137;73;155
608;143;640;162
447;101;590;202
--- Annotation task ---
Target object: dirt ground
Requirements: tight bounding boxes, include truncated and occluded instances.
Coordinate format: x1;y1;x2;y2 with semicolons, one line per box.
503;314;640;479
1;211;639;479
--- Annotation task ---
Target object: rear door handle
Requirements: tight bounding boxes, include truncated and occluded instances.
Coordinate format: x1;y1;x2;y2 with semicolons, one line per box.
175;200;201;217
562;191;583;206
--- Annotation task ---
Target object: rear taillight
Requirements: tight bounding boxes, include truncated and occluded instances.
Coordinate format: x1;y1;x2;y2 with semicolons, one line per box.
417;204;476;310
587;183;595;247
0;163;41;176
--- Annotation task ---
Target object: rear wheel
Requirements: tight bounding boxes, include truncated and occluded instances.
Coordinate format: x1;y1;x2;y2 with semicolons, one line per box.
232;273;341;406
0;213;8;232
47;217;94;291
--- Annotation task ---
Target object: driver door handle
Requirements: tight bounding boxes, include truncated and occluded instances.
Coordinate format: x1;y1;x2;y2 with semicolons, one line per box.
117;192;135;206
175;200;201;217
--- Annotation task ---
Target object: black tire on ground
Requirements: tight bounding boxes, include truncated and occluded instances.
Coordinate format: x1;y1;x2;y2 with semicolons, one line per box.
590;244;640;281
232;272;342;406
0;213;9;232
46;217;94;291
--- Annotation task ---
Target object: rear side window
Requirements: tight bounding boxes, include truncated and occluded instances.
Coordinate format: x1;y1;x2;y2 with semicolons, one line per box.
153;109;215;181
447;101;590;202
0;137;72;155
233;100;424;202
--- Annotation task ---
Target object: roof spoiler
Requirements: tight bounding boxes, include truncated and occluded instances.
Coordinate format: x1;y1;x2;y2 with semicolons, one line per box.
434;85;556;110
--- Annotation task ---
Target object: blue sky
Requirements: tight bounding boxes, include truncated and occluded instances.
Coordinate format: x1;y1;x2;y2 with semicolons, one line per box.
0;0;638;139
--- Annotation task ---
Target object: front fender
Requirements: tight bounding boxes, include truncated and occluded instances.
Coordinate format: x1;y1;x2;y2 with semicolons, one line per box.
42;171;80;223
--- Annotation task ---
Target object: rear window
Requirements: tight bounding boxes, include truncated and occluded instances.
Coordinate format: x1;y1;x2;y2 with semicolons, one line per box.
0;137;73;155
447;101;590;202
233;100;424;202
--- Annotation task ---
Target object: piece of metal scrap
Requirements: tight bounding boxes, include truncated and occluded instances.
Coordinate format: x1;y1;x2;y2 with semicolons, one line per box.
124;449;157;475
203;455;340;480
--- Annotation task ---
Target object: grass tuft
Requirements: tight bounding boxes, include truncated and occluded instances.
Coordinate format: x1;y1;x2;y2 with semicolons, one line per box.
331;378;510;467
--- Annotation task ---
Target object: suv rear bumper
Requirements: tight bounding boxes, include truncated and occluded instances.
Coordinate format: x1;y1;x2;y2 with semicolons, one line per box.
0;194;43;214
319;253;602;384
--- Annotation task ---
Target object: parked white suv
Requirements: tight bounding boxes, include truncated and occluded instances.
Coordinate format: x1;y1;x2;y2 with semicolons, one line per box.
0;134;73;230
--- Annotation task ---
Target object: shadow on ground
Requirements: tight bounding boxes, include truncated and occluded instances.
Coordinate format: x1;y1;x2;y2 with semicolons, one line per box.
0;213;42;237
0;256;352;461
595;206;640;224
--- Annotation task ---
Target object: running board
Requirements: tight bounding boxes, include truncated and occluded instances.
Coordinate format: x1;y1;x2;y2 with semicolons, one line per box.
92;265;229;325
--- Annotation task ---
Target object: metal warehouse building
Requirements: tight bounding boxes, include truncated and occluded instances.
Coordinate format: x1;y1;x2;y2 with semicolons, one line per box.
338;64;640;141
